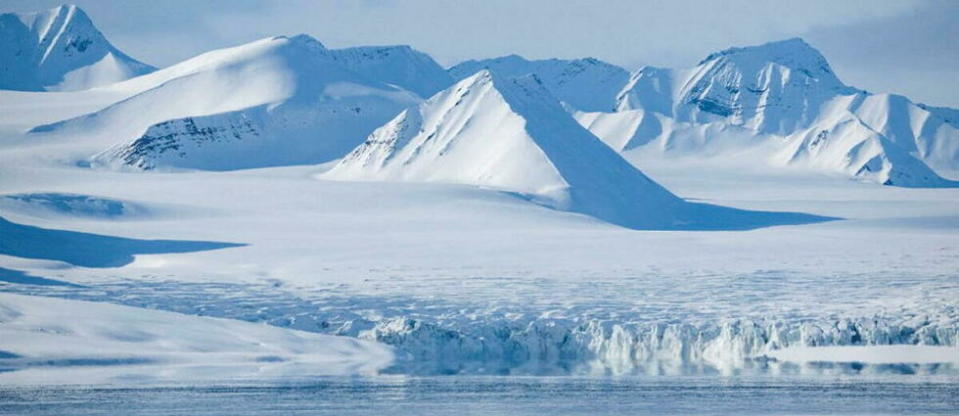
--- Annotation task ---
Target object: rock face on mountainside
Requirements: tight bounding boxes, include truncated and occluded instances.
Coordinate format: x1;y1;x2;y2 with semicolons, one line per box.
449;55;630;112
576;38;959;187
33;34;420;170
0;4;154;91
325;70;828;230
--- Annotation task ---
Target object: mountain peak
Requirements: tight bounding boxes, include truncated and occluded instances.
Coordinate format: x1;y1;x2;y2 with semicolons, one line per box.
283;33;325;47
325;69;697;229
0;3;154;91
327;43;453;98
269;34;327;54
701;37;814;60
448;55;630;112
698;37;840;85
328;69;826;229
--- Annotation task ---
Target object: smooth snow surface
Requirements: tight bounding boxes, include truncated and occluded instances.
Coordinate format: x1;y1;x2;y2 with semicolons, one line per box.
0;5;154;91
0;293;394;385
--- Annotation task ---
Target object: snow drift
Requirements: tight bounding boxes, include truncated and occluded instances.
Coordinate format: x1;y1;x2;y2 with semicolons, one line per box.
326;70;829;230
0;5;154;91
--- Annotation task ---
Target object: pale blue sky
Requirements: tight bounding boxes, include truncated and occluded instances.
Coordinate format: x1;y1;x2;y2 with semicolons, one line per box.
3;0;957;107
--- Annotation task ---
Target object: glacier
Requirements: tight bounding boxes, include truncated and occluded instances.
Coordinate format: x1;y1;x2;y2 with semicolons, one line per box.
1;3;958;388
4;272;956;376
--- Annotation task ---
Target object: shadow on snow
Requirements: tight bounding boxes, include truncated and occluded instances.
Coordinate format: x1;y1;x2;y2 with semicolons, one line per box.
0;216;244;268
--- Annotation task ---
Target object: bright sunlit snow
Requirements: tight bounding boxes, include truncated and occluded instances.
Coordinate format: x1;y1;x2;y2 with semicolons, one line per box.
0;4;957;405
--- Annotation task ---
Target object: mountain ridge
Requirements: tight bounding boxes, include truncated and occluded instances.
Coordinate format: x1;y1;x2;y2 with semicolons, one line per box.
25;34;419;171
580;37;959;187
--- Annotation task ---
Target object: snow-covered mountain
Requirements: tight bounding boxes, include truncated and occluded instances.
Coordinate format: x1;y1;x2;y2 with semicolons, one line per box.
31;34;419;170
328;45;454;98
448;55;630;112
0;4;154;91
325;70;825;230
576;38;959;187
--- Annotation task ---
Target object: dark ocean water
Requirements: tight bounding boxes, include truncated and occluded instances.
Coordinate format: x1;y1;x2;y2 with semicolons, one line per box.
2;376;958;415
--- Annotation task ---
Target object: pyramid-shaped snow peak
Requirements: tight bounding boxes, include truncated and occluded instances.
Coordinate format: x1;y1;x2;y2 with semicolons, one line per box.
326;70;828;230
0;4;155;91
41;34;419;170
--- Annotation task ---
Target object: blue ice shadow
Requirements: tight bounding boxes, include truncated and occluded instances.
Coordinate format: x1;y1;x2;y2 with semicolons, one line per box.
0;216;245;268
2;193;133;218
0;267;83;287
667;202;838;231
506;192;837;231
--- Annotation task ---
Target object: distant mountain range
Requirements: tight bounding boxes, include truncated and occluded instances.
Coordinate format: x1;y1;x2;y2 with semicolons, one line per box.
7;5;958;192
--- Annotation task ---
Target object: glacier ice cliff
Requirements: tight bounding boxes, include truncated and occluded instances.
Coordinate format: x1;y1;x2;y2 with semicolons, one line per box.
3;274;956;376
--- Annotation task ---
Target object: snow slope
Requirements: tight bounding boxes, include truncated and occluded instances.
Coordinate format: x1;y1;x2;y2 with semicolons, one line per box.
326;70;827;230
576;38;959;187
0;5;155;91
328;45;454;98
0;293;393;385
449;55;630;112
29;34;418;170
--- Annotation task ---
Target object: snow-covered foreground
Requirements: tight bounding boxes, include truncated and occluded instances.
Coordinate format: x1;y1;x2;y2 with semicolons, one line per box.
0;293;393;385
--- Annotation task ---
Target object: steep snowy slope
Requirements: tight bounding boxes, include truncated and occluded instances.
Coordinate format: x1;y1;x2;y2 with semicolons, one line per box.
577;38;959;187
326;70;825;230
449;55;629;112
0;5;154;91
328;45;453;98
31;34;418;170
